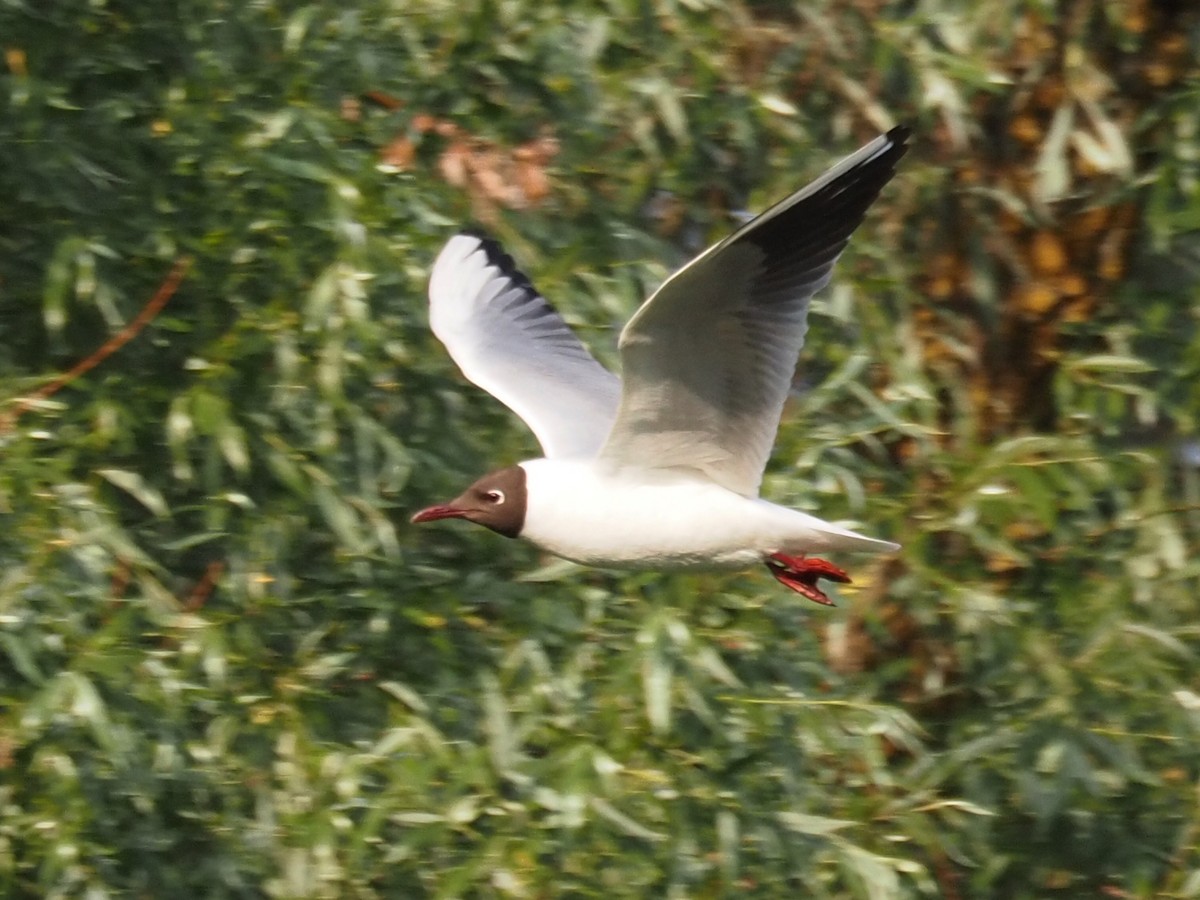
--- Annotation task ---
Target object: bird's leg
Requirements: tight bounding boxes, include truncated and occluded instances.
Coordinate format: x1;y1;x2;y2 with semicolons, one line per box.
765;552;851;606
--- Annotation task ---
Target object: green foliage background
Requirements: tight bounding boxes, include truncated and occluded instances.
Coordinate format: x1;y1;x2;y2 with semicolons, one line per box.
2;1;1198;897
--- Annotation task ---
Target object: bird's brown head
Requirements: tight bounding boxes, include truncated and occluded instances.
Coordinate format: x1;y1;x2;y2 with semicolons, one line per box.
410;465;527;539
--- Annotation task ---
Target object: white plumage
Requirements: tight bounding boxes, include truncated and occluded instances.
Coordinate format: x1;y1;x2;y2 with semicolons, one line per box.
517;459;897;570
428;232;619;459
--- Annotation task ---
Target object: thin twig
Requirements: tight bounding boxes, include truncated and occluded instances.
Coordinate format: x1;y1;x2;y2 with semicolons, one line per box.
184;560;225;611
0;256;192;433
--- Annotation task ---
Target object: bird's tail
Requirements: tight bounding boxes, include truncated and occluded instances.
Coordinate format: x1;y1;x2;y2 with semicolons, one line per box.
782;509;900;554
818;529;901;554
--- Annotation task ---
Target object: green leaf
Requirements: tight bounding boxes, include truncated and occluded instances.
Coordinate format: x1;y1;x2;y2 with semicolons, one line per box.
42;236;86;336
96;468;170;517
1066;354;1155;375
777;811;857;836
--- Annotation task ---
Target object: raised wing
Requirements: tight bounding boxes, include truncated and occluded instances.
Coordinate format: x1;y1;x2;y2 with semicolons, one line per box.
599;126;910;495
427;232;621;459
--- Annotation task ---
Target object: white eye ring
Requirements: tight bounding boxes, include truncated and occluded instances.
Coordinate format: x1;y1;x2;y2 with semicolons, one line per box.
484;490;505;504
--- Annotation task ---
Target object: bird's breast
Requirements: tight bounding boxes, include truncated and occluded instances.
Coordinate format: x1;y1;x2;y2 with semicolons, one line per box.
517;460;779;570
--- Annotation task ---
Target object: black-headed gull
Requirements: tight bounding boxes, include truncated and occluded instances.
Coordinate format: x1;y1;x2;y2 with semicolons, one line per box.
413;126;909;605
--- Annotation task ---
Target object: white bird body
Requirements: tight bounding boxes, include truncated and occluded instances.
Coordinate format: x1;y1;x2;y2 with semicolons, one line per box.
518;458;895;570
413;127;910;604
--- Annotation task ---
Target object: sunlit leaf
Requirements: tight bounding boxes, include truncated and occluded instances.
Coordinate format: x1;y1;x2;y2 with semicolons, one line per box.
777;811;856;836
96;468;170;517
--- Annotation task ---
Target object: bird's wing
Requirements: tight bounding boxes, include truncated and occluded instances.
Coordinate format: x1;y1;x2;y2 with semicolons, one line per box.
599;126;910;496
427;231;621;459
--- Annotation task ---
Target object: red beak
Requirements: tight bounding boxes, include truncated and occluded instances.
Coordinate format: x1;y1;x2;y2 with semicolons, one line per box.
410;504;468;524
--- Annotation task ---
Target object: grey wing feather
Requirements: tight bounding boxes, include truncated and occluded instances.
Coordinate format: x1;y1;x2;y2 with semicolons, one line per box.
600;126;910;495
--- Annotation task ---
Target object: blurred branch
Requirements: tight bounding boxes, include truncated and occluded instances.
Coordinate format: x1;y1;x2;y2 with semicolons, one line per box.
183;560;225;611
0;256;191;433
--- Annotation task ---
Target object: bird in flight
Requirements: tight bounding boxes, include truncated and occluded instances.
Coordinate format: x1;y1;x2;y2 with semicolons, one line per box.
412;126;909;605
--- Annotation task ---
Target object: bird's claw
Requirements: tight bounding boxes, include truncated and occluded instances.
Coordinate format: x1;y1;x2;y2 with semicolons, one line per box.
765;552;851;606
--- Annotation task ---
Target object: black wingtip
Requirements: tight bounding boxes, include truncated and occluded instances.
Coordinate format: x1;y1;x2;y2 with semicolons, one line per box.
739;123;910;266
450;228;538;296
883;124;913;163
887;124;913;145
456;227;521;271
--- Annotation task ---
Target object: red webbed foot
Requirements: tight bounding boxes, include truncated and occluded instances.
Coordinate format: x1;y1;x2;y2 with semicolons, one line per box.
764;552;851;606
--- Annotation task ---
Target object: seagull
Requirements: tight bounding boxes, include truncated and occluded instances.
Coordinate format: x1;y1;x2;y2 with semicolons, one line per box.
412;126;909;605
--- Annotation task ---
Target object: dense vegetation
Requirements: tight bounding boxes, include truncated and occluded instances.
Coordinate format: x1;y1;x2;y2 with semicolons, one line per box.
2;1;1198;896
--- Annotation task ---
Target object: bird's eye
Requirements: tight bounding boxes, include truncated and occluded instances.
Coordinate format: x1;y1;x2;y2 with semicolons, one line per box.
484;490;505;504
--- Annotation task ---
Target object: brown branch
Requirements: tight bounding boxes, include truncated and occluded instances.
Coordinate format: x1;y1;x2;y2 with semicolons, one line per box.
109;556;132;600
0;256;192;433
183;560;225;611
105;555;133;619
